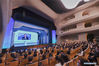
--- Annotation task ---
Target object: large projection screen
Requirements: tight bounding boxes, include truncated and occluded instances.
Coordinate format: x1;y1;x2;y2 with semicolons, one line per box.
13;30;39;47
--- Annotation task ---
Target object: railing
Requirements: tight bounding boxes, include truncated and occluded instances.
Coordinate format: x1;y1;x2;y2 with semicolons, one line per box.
60;24;99;36
59;13;99;30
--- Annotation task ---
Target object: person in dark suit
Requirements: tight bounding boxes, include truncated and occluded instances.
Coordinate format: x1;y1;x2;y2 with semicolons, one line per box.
61;51;69;62
28;56;33;64
67;48;71;54
55;55;59;61
42;53;46;60
40;49;43;54
0;53;3;58
28;51;31;55
22;34;29;40
11;53;17;58
33;50;37;57
88;49;95;62
24;53;28;59
49;52;53;57
78;58;88;66
0;58;2;63
10;53;18;61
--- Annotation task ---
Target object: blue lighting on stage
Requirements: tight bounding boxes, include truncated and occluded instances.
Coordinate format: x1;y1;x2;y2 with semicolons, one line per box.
52;30;56;44
2;17;14;49
2;19;53;48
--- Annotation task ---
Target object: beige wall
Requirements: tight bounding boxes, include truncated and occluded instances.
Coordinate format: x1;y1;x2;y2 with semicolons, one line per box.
0;0;12;49
63;34;78;41
77;22;85;28
78;33;87;41
92;21;99;26
55;0;99;43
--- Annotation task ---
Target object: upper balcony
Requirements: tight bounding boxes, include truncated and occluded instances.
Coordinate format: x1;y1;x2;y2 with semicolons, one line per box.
58;6;99;30
59;23;99;36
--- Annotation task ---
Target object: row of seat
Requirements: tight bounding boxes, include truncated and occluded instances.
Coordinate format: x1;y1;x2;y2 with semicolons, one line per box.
64;45;89;66
0;43;84;66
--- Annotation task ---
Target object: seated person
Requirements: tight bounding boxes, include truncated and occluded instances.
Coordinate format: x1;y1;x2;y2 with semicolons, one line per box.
67;48;71;54
0;58;2;63
27;56;33;64
45;49;49;53
55;55;59;61
57;51;60;55
40;49;43;54
0;53;3;58
51;49;54;53
10;53;18;61
77;58;89;66
42;53;46;60
28;51;31;55
49;53;53;57
95;45;99;57
33;50;37;57
33;52;37;57
23;53;28;59
55;58;64;66
19;51;23;56
11;53;16;58
88;49;96;62
61;51;69;62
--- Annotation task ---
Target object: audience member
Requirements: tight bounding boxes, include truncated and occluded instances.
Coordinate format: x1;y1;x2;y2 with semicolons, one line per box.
28;56;33;64
0;58;2;63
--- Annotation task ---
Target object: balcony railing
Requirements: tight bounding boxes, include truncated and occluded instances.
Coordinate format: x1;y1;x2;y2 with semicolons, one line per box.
59;24;99;36
59;12;99;29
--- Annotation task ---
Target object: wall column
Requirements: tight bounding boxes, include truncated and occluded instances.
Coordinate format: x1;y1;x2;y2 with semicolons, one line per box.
56;36;61;44
77;22;87;41
0;0;12;49
78;33;87;41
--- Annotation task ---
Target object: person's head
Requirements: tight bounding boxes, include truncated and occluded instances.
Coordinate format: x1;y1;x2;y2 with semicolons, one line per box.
24;34;27;38
11;53;16;58
58;58;64;65
91;49;95;53
24;54;27;59
28;51;31;55
61;51;63;54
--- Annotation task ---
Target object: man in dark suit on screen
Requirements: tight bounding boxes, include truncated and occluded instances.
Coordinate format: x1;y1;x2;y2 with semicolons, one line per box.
22;34;29;40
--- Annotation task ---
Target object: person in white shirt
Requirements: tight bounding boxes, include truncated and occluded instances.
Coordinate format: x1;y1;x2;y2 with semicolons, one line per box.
55;63;63;66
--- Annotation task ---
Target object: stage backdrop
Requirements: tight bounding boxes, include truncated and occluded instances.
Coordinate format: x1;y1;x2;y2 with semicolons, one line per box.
13;20;49;47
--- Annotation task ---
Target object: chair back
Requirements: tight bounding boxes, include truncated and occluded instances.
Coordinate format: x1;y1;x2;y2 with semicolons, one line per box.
49;57;57;66
0;63;5;66
32;56;38;62
97;57;99;64
6;57;13;62
40;59;49;66
26;62;38;66
19;59;28;66
6;61;19;66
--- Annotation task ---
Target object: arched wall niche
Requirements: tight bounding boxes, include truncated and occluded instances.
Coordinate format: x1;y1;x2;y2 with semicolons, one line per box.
84;22;92;28
82;10;89;16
